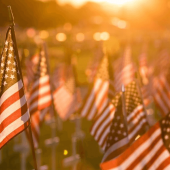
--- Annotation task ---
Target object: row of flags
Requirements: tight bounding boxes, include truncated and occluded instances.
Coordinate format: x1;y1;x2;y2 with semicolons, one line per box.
1;24;170;170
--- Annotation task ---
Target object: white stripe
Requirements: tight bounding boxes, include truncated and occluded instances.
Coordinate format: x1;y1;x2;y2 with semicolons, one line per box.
98;109;116;147
88;82;109;120
102;136;129;162
0;95;27;124
134;139;164;170
148;150;170;170
164;164;170;170
0;110;30;142
110;128;161;170
95;110;114;141
129;119;147;140
81;79;102;117
0;80;23;106
98;122;112;147
91;104;114;135
29;84;50;103
127;105;143;121
31;75;49;90
29;95;51;111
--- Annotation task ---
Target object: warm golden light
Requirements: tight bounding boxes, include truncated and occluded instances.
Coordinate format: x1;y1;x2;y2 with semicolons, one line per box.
56;33;67;42
100;32;110;41
39;30;49;39
63;150;68;155
76;33;85;42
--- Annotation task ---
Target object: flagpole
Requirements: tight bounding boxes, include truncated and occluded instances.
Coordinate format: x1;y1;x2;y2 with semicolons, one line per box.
121;84;128;130
7;6;38;170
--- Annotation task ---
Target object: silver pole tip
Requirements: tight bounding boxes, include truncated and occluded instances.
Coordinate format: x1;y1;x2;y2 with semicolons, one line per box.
122;84;125;92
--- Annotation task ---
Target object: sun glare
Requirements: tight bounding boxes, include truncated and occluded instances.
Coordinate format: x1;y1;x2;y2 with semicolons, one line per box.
93;0;135;5
58;0;138;7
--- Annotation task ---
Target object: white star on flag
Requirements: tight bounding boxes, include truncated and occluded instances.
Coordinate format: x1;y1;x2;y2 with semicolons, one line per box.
12;68;16;72
7;61;11;65
3;81;7;86
10;75;15;79
6;67;10;72
8;53;12;58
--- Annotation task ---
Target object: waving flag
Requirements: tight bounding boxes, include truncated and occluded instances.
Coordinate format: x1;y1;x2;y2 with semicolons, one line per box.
101;113;170;170
81;55;109;120
0;27;30;148
102;81;148;162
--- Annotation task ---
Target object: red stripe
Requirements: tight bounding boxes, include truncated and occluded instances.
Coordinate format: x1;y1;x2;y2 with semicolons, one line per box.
0;121;30;149
0;103;28;133
155;156;170;170
29;80;50;99
30;100;51;115
83;81;104;119
0;87;24;115
30;78;50;95
29;90;51;106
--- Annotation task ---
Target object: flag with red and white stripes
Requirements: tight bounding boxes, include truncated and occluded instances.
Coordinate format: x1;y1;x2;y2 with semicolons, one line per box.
53;65;81;120
102;81;148;162
152;73;170;116
90;102;116;150
81;55;109;120
0;27;30;148
113;46;136;92
101;113;170;170
29;46;52;147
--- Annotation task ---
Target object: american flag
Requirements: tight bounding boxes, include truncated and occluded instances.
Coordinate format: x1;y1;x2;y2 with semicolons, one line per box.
53;65;81;120
102;81;148;162
101;113;170;170
90;93;121;150
113;46;136;92
0;27;30;148
81;55;109;120
28;46;52;147
152;73;170;116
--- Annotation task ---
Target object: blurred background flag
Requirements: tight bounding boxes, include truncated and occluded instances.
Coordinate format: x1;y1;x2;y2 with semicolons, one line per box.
28;45;52;147
113;46;136;92
80;55;109;120
53;64;81;120
0;27;30;148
